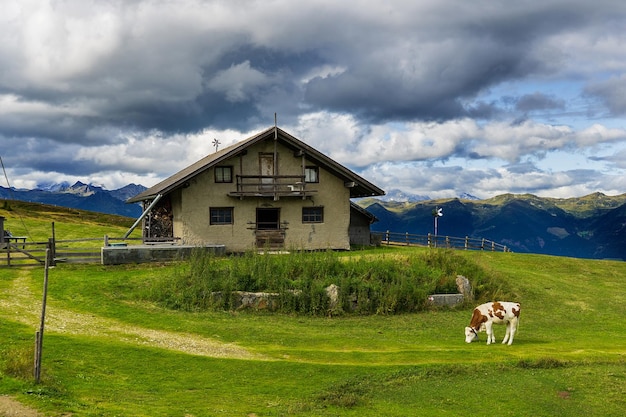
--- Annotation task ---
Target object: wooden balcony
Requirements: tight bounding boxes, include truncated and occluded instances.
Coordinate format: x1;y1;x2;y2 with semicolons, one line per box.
228;175;317;200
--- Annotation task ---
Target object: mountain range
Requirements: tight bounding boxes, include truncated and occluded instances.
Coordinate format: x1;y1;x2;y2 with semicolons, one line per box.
358;192;626;260
0;182;146;218
1;182;624;260
377;188;480;202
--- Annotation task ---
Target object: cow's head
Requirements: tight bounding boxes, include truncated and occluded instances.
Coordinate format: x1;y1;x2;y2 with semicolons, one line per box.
464;326;478;343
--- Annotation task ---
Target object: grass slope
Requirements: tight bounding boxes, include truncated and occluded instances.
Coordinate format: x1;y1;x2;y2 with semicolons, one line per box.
1;199;139;247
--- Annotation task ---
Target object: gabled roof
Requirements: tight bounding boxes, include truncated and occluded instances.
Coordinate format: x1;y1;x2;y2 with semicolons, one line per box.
127;126;385;203
350;201;379;224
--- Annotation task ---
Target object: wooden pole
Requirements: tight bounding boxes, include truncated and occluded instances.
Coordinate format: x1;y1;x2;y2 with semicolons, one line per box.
49;221;56;266
34;249;50;383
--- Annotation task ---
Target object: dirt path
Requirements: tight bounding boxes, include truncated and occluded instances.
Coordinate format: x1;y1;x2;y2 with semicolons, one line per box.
0;396;45;417
0;271;266;416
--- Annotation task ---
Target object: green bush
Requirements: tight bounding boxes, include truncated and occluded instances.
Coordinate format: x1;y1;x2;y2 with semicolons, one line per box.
145;248;511;315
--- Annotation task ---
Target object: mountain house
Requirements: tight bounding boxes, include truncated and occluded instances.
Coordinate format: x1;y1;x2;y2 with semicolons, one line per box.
126;126;385;252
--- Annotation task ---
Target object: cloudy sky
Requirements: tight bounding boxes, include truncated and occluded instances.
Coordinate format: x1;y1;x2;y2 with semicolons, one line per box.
1;0;626;199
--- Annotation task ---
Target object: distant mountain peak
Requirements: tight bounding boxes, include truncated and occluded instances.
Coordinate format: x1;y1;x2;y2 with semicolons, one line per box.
380;189;430;203
64;182;105;197
35;181;71;192
459;192;480;200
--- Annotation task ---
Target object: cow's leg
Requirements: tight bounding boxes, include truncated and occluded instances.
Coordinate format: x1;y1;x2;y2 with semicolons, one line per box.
507;318;518;345
485;322;494;345
502;322;511;344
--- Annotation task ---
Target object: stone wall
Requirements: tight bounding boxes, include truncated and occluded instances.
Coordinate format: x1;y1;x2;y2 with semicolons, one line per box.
217;278;474;312
101;244;225;265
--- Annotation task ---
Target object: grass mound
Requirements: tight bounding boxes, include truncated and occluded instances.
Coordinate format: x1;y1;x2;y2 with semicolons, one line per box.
144;248;513;315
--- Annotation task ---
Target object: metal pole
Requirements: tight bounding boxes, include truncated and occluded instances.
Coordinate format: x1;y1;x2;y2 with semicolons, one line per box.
124;194;163;239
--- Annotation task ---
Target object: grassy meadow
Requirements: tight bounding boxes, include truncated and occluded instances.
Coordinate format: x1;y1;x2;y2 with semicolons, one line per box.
1;200;626;416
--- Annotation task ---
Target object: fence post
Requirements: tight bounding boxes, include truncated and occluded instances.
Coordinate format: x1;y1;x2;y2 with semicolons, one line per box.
385;230;390;245
465;236;469;250
427;233;432;248
491;241;495;251
405;232;409;246
34;249;50;383
481;238;485;250
47;238;56;267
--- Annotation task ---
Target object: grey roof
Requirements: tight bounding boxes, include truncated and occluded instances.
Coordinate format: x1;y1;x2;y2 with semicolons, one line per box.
350;201;379;223
127;126;385;203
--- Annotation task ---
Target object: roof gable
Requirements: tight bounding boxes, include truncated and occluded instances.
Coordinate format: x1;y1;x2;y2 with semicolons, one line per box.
127;126;385;203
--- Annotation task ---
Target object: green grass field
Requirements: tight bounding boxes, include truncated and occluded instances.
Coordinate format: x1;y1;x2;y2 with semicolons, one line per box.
1;201;626;416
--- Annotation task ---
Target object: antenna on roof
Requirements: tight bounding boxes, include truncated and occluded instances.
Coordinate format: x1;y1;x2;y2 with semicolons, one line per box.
212;138;220;152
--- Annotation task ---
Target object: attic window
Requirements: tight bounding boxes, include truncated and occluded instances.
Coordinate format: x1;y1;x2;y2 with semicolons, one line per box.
305;166;319;183
215;166;233;183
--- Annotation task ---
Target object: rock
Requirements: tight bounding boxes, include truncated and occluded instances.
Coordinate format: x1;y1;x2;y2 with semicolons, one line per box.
326;284;339;311
456;275;473;300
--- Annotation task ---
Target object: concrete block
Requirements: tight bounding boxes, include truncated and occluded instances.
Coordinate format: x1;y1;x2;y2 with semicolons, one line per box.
428;293;465;307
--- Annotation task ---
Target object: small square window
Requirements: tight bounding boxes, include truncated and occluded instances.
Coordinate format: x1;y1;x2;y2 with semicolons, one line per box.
215;166;233;183
302;206;323;223
305;166;319;183
210;207;233;225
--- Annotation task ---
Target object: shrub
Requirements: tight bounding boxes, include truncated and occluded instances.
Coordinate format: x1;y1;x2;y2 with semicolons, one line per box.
145;249;512;315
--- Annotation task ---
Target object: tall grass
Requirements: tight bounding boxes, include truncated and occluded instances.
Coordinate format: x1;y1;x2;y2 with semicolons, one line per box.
145;248;511;315
0;344;34;380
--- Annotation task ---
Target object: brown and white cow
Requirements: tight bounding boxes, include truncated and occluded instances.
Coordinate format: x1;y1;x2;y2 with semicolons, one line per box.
464;301;521;345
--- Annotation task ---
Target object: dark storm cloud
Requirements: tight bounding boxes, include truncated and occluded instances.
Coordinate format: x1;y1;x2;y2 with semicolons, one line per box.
1;0;622;141
303;39;544;123
0;136;93;176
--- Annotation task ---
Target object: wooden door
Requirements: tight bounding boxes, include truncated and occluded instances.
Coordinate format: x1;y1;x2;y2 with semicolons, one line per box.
259;153;274;191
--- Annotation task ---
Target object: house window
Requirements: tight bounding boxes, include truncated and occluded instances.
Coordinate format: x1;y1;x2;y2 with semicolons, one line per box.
305;166;319;183
215;166;233;183
302;206;324;223
210;207;233;225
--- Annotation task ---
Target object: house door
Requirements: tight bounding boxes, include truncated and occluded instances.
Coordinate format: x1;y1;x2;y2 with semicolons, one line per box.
259;153;274;191
256;208;280;230
255;208;283;248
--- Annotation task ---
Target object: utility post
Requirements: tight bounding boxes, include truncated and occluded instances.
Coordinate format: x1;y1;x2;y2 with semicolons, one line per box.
432;206;443;239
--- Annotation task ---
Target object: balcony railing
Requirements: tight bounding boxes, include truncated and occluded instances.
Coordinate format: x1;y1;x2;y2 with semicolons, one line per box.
229;175;317;200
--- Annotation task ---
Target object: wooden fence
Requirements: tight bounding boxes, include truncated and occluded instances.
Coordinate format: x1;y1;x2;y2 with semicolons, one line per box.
0;236;145;267
2;231;509;267
372;231;511;253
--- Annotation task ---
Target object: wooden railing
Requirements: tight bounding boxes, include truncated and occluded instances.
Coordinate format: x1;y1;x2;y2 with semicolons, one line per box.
372;231;511;252
229;175;317;199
